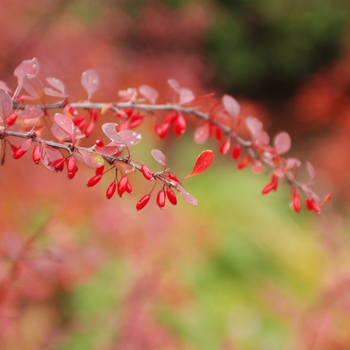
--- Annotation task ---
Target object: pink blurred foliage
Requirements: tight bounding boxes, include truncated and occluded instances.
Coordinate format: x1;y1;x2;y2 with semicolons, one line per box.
0;0;348;349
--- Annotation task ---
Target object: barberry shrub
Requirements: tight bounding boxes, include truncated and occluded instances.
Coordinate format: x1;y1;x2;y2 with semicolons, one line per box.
0;58;330;213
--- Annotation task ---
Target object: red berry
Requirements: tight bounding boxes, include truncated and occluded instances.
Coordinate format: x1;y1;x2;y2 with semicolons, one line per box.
126;181;132;194
292;188;301;213
168;173;179;183
166;188;177;205
306;198;320;214
6;113;17;126
73;115;86;130
232;143;241;160
154;123;170;139
68;106;78;116
164;111;178;124
87;174;102;187
214;127;223;141
95;139;105;147
156;189;166;209
173;114;186;137
12;147;26;159
95;165;105;176
141;165;153;180
85;120;94;136
136;194;151;211
89;108;98;122
32;144;41;164
237;155;250;170
116;108;133;119
106;182;116;199
67;157;77;179
118;175;128;196
219;139;231;154
261;174;278;194
129;114;143;129
52;158;65;171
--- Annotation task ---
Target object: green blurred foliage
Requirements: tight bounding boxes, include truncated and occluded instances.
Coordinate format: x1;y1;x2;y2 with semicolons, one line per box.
205;0;349;99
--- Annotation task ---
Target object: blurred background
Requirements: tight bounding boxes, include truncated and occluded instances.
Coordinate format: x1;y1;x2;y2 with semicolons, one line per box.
1;0;350;349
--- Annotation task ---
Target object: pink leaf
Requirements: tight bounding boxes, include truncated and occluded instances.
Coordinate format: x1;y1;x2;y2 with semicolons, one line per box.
16;106;43;119
0;81;12;93
168;79;195;104
168;79;180;92
0;90;13;120
76;150;104;168
179;87;195;105
102;123;124;143
40;144;63;173
95;142;123;156
81;69;99;101
185;150;214;178
306;161;315;183
118;130;142;146
118;88;137;102
286;158;301;169
139;85;158;104
246;116;263;139
22;76;43;100
21;139;33;151
14;58;39;84
151;149;167;166
194;123;211;144
176;184;198;206
246;116;269;145
53;113;81;142
46;77;65;93
44;87;69;99
222;95;240;118
274;131;291;154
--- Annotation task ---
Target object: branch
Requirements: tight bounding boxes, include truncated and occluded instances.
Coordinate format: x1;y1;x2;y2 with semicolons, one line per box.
0;58;330;213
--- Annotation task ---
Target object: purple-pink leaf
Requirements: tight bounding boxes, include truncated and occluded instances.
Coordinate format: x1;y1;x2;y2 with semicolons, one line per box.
102;123;124;143
22;76;43;100
306;161;315;183
168;79;180;92
168;79;195;104
95;142;123;156
286;158;301;169
44;87;69;99
40;144;63;173
21;139;33;152
118;130;142;146
179;87;195;105
222;95;240;118
81;69;99;101
139;85;158;104
53;113;81;142
76;150;104;168
0;90;13;119
246;116;263;138
16;106;43;119
185;150;214;178
246;116;270;145
0;81;12;93
151;149;167;166
176;184;198;206
118;88;137;102
194;123;211;144
46;77;65;93
14;58;39;84
274;131;291;155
